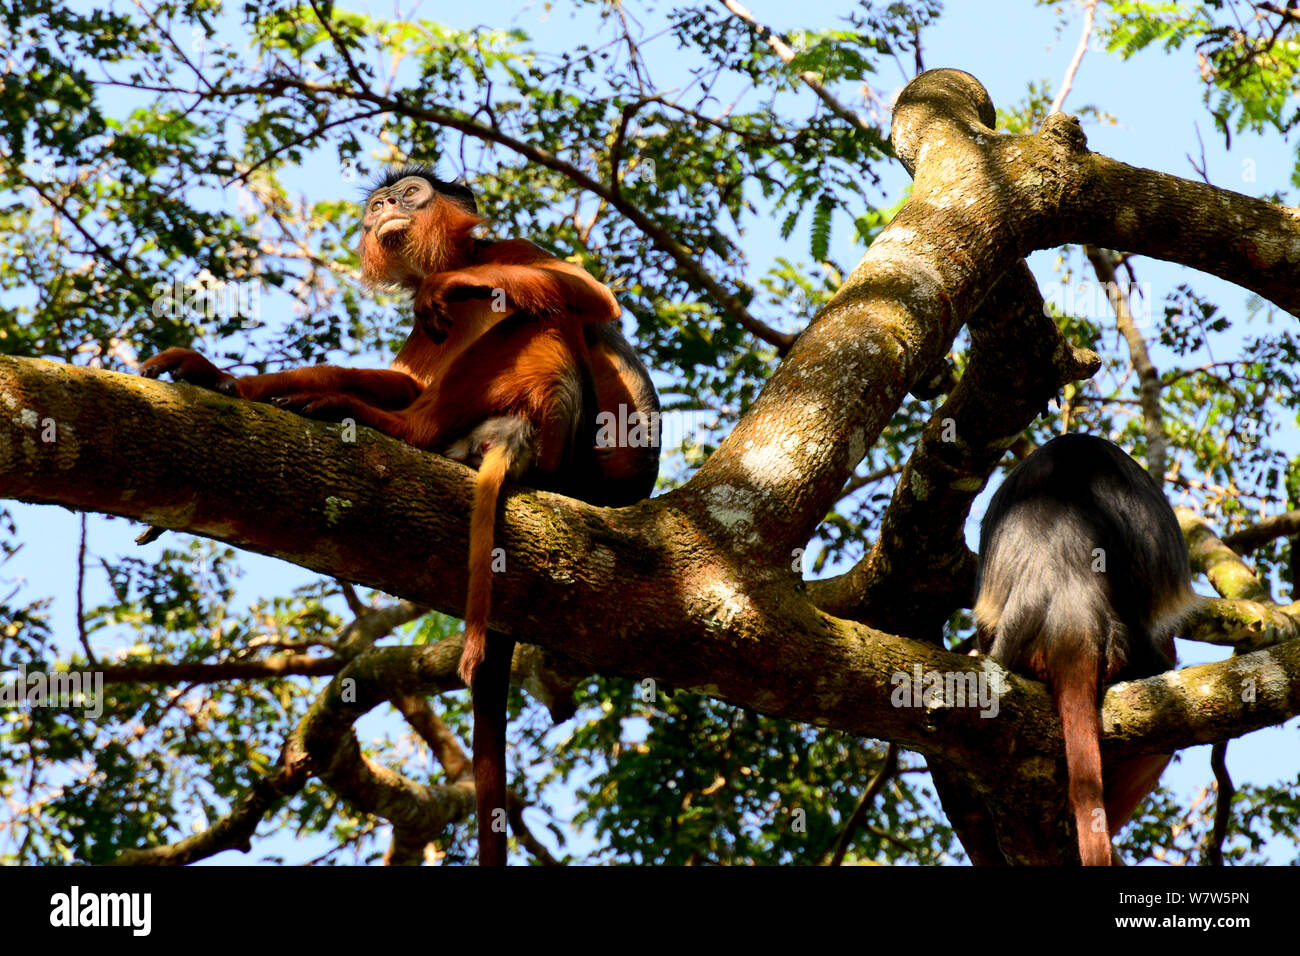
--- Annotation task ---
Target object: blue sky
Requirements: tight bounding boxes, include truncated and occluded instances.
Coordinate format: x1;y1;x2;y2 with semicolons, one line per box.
6;0;1297;863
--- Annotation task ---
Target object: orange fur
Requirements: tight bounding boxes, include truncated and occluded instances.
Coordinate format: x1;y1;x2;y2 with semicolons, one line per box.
408;196;482;276
1048;645;1111;867
141;171;660;867
459;444;511;686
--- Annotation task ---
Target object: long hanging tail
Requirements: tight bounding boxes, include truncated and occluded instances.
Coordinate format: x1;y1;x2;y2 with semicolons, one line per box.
1052;646;1112;866
470;628;515;866
459;444;515;866
459;444;510;685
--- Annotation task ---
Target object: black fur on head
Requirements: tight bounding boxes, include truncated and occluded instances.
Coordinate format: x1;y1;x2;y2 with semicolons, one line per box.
364;164;477;214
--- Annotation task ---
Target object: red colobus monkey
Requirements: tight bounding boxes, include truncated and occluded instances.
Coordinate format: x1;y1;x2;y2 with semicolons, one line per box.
142;167;660;865
974;433;1197;865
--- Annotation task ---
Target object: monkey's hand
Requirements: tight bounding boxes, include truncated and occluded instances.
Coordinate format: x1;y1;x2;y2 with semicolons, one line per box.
414;273;497;342
139;348;239;394
269;392;381;423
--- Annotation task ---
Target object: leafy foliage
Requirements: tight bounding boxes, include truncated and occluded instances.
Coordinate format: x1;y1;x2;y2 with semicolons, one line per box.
1101;0;1300;181
0;0;1296;865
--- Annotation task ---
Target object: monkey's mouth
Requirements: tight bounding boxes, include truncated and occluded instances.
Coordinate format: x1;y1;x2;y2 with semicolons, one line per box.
376;217;412;240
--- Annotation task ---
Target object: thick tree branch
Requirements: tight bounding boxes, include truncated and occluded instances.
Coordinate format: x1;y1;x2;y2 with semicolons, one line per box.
680;68;1299;572
98;656;342;685
1224;508;1300;554
1080;155;1300;315
296;642;478;852
1178;506;1300;650
3;357;1297;775
809;262;1101;638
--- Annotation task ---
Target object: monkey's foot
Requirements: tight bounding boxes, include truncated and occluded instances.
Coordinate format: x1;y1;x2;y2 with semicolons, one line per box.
270;392;376;423
139;348;238;394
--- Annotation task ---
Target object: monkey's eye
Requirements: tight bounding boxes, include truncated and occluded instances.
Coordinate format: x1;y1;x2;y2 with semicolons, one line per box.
405;186;418;197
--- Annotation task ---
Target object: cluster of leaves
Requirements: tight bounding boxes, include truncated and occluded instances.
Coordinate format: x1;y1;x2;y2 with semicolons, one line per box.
546;680;956;865
1101;0;1300;182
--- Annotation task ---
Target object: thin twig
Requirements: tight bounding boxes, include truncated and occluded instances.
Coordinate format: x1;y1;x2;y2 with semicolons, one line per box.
1048;0;1099;116
75;514;98;667
1207;741;1234;865
829;743;899;865
719;0;878;137
1084;245;1167;477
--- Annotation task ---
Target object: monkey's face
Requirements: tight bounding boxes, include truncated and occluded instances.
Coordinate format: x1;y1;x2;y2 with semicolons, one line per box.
362;176;437;248
358;170;480;288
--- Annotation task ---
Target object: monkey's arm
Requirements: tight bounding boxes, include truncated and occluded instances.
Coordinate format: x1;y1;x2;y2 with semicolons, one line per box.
141;348;423;409
414;259;620;339
281;319;588;461
232;366;422;408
